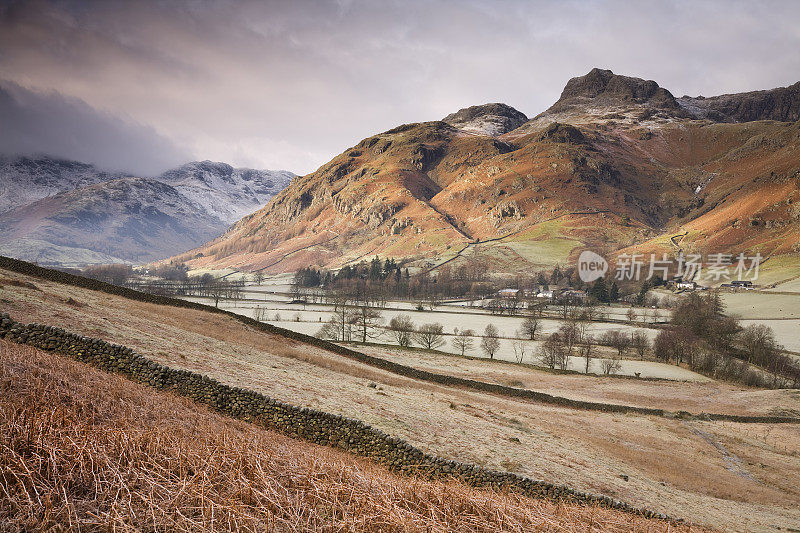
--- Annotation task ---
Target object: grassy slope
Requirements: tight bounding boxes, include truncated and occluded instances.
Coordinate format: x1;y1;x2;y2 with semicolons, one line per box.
2;340;698;532
1;267;799;530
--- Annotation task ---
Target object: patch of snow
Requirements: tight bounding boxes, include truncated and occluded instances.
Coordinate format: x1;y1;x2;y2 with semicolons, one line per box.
0;155;131;215
158;161;295;223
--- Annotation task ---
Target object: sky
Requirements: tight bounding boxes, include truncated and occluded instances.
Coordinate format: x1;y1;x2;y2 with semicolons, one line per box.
1;0;799;176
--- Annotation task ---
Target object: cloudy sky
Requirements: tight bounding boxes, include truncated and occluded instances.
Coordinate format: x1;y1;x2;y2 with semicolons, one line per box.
1;0;799;175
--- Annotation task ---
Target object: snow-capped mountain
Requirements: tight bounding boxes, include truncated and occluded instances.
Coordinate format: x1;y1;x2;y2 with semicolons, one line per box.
158;161;295;224
0;177;229;265
0;155;132;215
0;156;295;265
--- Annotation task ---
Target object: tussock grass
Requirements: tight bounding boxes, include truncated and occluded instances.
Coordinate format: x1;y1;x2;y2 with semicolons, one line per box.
0;340;701;532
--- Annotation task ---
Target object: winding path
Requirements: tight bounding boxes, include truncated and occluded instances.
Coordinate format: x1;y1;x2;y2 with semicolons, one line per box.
424;209;613;273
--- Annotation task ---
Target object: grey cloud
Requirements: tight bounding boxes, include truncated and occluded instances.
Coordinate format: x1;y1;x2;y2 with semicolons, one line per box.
0;81;191;175
1;0;800;175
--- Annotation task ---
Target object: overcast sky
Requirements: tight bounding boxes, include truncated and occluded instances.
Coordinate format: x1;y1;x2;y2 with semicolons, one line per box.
1;0;799;175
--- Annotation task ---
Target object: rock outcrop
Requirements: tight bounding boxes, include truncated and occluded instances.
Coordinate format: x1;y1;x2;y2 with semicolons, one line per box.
679;81;800;122
548;68;681;113
443;103;528;135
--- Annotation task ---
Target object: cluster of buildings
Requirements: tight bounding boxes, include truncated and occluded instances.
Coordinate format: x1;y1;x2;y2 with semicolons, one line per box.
495;287;587;300
667;278;755;291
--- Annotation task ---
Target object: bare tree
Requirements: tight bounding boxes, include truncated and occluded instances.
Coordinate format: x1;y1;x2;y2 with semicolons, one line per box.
452;329;475;356
540;333;568;370
426;292;440;310
652;308;662;324
558;321;580;357
414;323;446;350
330;292;355;342
388;314;415;347
520;316;540;340
559;296;578;320
601;357;622;375
581;334;595;374
481;324;501;359
511;338;531;364
626;307;638;323
290;279;304;302
581;300;603;322
603;330;630;357
316;317;341;340
654;327;698;366
739;324;780;366
353;304;384;343
631;330;650;360
208;280;228;308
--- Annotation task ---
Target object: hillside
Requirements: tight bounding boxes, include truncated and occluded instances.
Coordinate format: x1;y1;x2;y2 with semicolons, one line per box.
0;156;295;265
0;177;229;264
2;337;701;531
1;259;798;530
174;69;800;275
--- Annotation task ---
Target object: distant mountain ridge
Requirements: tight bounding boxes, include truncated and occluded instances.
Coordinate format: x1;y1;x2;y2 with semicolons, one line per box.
158;161;295;224
678;81;800;123
171;68;800;275
0;177;228;264
0;156;295;265
520;68;800;132
0;156;131;215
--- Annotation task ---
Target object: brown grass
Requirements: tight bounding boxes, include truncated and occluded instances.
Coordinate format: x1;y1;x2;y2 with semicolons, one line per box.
0;340;701;532
3;268;800;531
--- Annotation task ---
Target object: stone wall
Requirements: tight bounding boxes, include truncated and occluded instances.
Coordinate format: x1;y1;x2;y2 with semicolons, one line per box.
0;311;673;521
0;255;797;425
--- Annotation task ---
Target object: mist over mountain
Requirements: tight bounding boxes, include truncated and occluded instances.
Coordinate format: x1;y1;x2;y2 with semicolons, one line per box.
0;81;190;176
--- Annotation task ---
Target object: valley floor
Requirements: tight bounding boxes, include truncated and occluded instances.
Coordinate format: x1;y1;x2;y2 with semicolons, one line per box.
1;267;799;531
184;294;705;381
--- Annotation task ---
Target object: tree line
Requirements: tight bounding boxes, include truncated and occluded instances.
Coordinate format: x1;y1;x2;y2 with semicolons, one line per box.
653;292;799;388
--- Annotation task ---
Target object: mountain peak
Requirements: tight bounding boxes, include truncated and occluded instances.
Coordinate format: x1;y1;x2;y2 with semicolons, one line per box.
157;161;295;224
552;68;679;111
443;103;528;135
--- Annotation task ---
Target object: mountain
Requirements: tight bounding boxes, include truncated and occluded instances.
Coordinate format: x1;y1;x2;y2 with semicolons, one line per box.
0;155;131;215
0;157;295;265
167;70;800;276
157;161;295;224
0;177;229;265
548;68;683;113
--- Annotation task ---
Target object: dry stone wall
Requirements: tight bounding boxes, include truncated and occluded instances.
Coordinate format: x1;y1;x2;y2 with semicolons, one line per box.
0;255;796;425
0;311;673;520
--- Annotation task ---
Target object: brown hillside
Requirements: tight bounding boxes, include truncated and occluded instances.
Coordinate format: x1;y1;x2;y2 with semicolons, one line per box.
171;70;800;274
1;340;704;532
